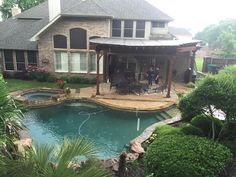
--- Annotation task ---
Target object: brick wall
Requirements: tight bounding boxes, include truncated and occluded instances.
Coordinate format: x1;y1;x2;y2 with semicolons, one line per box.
38;17;110;79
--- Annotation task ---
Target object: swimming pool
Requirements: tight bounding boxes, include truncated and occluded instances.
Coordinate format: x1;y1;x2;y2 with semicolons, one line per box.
23;102;166;159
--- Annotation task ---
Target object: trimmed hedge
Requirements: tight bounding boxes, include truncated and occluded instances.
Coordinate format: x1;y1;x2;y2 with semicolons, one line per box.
191;114;223;138
154;125;183;137
180;123;204;136
145;135;233;177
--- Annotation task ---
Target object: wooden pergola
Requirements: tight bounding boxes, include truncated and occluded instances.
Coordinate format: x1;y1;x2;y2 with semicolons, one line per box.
90;38;200;98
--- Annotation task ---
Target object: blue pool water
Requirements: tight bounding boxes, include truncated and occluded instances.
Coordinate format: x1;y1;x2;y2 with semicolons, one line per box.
22;91;59;101
23;102;165;159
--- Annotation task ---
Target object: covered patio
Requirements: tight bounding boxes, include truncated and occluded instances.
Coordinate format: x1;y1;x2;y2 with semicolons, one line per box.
90;38;200;99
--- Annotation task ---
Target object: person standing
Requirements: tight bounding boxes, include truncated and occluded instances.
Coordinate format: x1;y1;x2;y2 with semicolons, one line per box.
154;67;160;84
147;67;154;86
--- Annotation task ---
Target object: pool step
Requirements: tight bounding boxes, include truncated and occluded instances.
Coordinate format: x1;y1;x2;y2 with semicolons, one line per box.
158;112;171;120
165;107;180;118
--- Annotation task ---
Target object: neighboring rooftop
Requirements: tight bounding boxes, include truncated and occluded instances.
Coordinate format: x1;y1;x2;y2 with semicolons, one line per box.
169;27;193;38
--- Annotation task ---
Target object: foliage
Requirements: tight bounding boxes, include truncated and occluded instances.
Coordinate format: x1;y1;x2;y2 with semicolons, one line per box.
179;66;236;124
186;82;195;88
46;76;57;82
27;65;50;82
220;122;236;141
179;123;204;136
0;75;24;159
221;140;236;156
191;114;223;138
195;19;236;57
0;138;109;177
56;80;66;89
145;135;233;177
154;125;183;137
0;0;45;20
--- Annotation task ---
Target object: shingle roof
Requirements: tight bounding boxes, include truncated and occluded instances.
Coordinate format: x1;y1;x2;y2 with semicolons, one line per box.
0;0;173;50
169;27;192;37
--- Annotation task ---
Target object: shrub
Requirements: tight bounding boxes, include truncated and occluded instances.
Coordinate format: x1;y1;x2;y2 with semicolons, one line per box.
154;125;183;137
27;65;49;82
89;78;97;84
186;82;195;88
180;123;204;136
46;76;57;82
220;122;236;141
57;76;69;82
145;135;233;177
221;140;236;156
191;114;223;138
68;76;82;84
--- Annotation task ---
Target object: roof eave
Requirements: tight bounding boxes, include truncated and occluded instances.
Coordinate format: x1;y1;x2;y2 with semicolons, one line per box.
61;13;113;19
30;15;61;41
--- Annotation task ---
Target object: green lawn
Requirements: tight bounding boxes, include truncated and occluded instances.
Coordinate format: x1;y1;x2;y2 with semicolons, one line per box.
195;57;204;72
6;79;93;92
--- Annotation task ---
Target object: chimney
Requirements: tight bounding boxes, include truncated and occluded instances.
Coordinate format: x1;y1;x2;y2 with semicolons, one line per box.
48;0;61;21
11;4;21;17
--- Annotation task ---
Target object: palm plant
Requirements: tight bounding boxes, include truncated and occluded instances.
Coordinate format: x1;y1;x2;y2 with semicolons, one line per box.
1;137;109;177
0;74;24;157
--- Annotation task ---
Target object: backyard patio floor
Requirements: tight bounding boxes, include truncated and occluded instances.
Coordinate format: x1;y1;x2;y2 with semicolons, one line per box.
76;82;191;111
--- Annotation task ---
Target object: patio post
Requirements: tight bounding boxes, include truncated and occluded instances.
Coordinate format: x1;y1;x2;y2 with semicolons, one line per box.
188;51;196;83
96;50;103;95
166;57;174;98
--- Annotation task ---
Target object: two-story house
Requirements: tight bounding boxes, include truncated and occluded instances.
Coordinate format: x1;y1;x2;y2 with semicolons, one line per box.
0;0;199;94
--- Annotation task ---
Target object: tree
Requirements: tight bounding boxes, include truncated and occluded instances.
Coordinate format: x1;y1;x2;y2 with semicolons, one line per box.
0;0;45;20
0;138;110;177
195;19;236;57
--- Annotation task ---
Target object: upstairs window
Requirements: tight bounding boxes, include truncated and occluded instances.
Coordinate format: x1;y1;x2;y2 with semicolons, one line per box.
16;51;25;71
152;21;166;28
4;50;14;71
27;51;37;66
53;35;67;48
136;21;145;38
112;20;122;37
70;28;87;49
124;20;133;37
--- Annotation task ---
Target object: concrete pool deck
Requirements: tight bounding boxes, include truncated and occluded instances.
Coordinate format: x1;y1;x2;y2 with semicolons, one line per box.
10;82;191;111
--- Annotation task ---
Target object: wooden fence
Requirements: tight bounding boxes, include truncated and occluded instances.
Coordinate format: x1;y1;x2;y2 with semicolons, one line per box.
203;57;236;72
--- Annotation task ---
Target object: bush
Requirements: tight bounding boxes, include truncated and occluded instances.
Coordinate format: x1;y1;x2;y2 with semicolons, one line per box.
27;66;49;82
89;78;97;84
186;82;195;88
57;76;69;82
46;76;57;82
221;140;236;156
220;122;236;141
145;135;233;177
180;123;204;136
68;76;82;83
191;114;223;138
154;125;183;137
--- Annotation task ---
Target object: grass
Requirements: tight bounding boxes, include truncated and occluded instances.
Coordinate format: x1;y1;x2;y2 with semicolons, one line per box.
5;79;93;92
195;57;204;72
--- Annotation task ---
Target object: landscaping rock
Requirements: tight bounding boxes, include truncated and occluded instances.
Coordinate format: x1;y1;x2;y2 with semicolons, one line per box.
130;141;144;154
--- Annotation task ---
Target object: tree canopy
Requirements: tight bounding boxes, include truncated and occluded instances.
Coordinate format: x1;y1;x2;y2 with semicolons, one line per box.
0;0;45;20
195;19;236;57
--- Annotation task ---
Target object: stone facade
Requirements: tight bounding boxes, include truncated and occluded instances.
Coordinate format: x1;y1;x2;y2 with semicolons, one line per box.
38;17;111;79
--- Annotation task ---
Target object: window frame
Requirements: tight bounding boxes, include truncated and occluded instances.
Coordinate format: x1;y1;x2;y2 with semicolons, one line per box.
3;50;14;71
54;51;69;73
70;52;88;74
124;20;134;38
15;51;26;71
53;35;67;49
112;20;122;37
136;21;145;38
152;21;166;28
70;28;87;49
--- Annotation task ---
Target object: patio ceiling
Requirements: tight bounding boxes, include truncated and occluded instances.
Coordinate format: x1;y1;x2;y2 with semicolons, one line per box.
90;37;200;47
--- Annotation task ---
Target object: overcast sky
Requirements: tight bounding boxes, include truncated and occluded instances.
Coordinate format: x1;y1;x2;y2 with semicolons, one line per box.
147;0;236;35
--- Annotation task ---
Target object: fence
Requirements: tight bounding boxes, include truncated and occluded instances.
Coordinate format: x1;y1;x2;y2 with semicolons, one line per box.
203;57;236;73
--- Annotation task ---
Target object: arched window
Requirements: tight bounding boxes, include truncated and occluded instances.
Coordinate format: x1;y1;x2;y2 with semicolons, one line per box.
70;28;87;49
53;35;67;48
